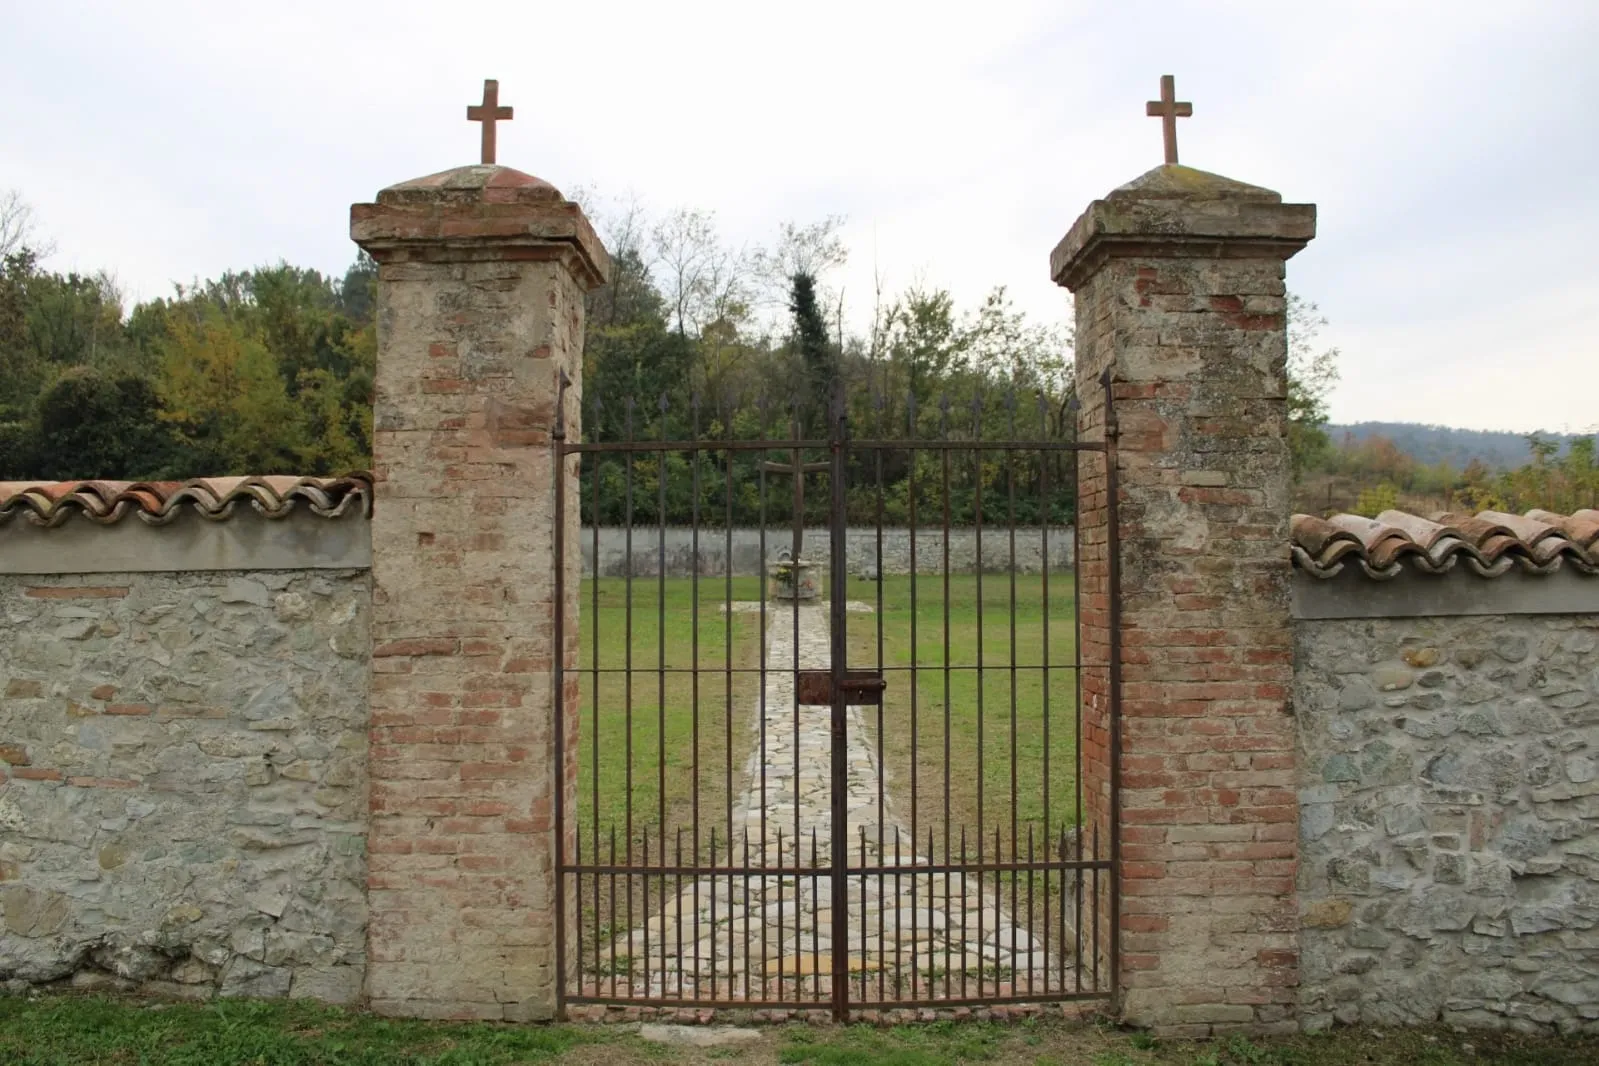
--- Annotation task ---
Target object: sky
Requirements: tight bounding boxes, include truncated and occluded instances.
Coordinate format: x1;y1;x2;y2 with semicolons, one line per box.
3;1;1595;434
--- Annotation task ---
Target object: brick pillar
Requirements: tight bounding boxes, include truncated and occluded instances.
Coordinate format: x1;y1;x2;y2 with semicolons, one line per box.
1051;165;1315;1034
351;165;608;1020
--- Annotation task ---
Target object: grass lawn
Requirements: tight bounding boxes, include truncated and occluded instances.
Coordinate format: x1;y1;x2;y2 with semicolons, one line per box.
575;573;1082;864
841;572;1081;862
4;995;1596;1066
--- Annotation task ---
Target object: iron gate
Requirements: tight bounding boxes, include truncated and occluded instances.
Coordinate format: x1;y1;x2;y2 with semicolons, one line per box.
554;380;1120;1019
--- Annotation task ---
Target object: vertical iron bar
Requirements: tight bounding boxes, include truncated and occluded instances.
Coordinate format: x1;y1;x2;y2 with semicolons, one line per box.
972;397;985;1000
1039;394;1052;997
552;371;569;1014
709;829;719;1002
641;831;650;999
624;396;636;925
858;828;868;1002
792;406;803;859
590;416;603;990
775;827;785;995
1074;402;1086;995
874;396;886;862
675;828;684;1000
608;827;617;999
940;395;952;886
658;397;668;882
757;398;771;866
828;384;850;1022
1091;822;1101;992
908;392;919;856
1104;369;1124;1012
1027;825;1036;998
811;828;821;1003
726;406;738;854
574;818;583;996
959;824;968;999
1006;392;1019;977
691;394;702;864
743;828;752;1002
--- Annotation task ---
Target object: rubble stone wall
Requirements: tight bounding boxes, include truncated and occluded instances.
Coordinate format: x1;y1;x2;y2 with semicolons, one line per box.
0;570;371;1002
1295;613;1599;1033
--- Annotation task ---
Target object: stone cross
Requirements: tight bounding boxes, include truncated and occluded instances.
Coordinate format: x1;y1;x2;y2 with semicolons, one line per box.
761;451;829;561
466;79;514;165
1145;74;1192;165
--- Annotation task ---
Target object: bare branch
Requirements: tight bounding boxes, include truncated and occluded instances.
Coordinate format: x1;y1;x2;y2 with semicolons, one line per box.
0;189;51;259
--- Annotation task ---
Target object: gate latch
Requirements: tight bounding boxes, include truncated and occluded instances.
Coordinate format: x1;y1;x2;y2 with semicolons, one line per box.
796;670;887;706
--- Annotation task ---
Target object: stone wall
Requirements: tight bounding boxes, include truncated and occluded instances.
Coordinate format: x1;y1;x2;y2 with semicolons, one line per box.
580;526;1076;578
0;570;371;1001
1295;613;1599;1033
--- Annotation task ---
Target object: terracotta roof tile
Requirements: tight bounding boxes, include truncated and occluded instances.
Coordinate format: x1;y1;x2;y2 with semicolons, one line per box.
1292;508;1599;580
0;474;372;528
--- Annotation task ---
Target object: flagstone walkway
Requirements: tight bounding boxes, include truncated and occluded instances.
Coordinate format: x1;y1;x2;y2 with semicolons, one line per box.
609;601;1063;1001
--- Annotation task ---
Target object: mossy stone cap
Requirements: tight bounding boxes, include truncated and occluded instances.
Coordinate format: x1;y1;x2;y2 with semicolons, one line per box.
1050;164;1315;291
350;164;609;287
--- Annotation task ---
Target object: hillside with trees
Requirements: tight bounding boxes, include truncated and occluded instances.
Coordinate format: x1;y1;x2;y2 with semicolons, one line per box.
1324;423;1587;471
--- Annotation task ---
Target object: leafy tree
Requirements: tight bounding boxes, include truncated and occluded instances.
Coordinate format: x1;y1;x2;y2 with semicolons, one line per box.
155;307;303;474
29;368;173;480
1286;293;1340;480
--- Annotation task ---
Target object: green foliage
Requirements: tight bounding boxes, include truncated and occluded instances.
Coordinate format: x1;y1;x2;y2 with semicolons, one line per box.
1353;481;1399;516
0;235;376;480
29;367;174;480
791;271;836;431
1303;428;1599;516
1286;293;1340;481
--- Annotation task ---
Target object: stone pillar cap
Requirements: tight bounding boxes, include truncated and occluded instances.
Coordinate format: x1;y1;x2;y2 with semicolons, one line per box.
1050;164;1315;291
351;164;610;288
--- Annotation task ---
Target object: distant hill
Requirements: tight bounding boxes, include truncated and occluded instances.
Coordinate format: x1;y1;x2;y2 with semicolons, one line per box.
1325;422;1592;471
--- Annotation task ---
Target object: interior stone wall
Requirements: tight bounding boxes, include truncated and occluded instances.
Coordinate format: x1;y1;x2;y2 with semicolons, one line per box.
1295;612;1599;1033
0;569;371;1001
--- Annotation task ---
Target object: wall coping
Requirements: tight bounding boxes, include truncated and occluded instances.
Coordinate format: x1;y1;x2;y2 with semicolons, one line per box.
0;507;371;575
1292;564;1599;620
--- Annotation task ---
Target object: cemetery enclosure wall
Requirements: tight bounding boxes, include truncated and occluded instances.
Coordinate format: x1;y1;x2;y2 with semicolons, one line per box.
1292;572;1599;1034
0;521;372;1001
581;525;1077;578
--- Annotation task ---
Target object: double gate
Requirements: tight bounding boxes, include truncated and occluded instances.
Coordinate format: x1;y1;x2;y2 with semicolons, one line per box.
553;382;1120;1019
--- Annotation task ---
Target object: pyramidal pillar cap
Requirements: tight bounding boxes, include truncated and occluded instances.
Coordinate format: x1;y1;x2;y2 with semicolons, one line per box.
1050;164;1315;292
350;164;610;288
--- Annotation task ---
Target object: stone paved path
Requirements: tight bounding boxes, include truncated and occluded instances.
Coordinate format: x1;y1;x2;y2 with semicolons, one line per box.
610;602;1063;1000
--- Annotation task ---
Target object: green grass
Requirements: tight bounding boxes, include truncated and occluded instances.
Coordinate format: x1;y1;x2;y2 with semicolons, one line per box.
3;997;1597;1066
576;573;1082;861
0;996;601;1065
574;575;766;856
841;573;1081;859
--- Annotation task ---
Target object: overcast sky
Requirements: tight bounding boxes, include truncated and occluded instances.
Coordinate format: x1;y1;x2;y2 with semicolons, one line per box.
4;1;1594;433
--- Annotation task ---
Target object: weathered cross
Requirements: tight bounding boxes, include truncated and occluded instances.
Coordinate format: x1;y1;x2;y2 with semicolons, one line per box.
761;451;829;561
466;79;514;165
1145;74;1192;165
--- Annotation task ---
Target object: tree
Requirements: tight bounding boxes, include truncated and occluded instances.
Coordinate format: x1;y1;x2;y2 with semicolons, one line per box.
0;190;50;260
155;307;303;474
28;367;173;480
1286;293;1341;480
790;272;834;431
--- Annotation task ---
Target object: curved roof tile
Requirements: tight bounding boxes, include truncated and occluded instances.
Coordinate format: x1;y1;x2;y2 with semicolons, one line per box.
1293;508;1598;580
0;474;372;528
